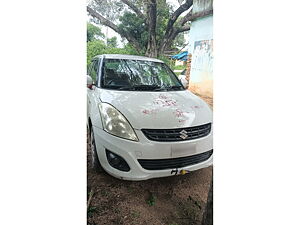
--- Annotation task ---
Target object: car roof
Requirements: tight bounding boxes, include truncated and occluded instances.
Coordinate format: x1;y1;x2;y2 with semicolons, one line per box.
94;54;164;63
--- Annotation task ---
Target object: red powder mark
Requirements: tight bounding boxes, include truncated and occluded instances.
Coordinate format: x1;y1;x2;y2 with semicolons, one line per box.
142;109;151;115
174;109;184;118
142;109;159;115
159;94;168;99
153;99;164;105
191;105;202;109
153;98;177;107
163;99;177;107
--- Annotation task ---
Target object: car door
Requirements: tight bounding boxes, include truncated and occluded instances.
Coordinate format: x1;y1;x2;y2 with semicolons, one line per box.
87;58;100;120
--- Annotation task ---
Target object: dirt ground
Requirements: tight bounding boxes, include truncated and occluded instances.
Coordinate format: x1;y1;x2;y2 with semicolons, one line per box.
87;94;213;225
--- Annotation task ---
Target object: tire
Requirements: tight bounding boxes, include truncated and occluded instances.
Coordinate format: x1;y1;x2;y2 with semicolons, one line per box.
90;126;102;173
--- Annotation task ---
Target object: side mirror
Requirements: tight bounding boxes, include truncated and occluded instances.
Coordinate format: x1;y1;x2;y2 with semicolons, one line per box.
87;75;93;89
178;75;188;89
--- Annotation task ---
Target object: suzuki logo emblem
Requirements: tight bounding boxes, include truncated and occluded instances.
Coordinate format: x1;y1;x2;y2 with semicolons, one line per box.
179;130;188;139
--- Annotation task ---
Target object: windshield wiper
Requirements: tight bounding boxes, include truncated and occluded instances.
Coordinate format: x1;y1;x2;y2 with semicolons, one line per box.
153;87;168;91
118;86;136;90
165;85;184;90
111;85;182;91
118;85;160;91
153;85;183;91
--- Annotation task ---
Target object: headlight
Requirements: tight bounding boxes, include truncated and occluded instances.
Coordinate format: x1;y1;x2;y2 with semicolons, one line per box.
98;103;138;141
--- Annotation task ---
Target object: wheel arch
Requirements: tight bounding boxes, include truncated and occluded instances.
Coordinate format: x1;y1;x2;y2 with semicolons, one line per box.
88;117;92;131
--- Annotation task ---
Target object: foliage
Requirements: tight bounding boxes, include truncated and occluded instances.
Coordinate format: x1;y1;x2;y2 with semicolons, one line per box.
173;32;185;49
87;40;140;67
87;0;195;57
107;36;118;48
118;12;148;52
158;55;174;68
87;40;106;66
116;1;187;54
92;0;125;22
87;23;104;42
155;0;172;48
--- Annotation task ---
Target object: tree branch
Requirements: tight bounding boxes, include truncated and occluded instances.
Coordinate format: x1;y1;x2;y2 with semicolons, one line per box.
87;6;143;52
160;7;213;54
159;0;193;54
178;9;192;26
87;6;119;33
168;0;193;29
180;9;213;26
177;24;191;33
120;0;145;19
160;24;190;55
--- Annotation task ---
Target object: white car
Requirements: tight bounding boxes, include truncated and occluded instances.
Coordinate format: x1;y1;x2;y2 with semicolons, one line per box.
87;54;213;181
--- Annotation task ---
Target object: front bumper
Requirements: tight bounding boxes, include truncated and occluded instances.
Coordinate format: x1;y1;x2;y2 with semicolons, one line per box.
93;126;213;181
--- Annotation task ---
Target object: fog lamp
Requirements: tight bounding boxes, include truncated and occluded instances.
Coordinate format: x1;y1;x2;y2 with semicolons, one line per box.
106;149;130;172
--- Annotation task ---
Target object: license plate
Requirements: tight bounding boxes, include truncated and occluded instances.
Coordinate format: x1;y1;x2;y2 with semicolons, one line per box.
171;169;190;175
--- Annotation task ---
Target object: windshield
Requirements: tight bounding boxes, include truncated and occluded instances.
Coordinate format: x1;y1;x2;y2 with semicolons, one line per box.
101;58;184;91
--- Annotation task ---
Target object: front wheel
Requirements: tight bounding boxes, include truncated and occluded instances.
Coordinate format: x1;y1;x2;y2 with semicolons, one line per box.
90;126;102;173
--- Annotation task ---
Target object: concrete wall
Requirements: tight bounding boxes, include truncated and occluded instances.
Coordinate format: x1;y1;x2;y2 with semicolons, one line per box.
188;0;213;97
193;0;213;13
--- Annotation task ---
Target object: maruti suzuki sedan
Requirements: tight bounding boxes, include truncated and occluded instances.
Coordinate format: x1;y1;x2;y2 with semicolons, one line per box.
87;54;213;180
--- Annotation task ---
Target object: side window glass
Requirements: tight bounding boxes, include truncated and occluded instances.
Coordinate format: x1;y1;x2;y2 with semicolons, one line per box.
88;61;95;76
90;59;99;82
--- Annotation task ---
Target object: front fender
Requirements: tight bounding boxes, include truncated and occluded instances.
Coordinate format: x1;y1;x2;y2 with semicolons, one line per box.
88;88;103;129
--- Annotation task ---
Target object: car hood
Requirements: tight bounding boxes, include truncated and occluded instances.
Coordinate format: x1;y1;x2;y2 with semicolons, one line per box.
98;89;212;129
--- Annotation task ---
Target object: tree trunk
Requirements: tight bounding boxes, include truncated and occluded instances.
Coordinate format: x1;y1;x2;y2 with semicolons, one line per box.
145;0;158;58
88;1;212;58
146;35;158;58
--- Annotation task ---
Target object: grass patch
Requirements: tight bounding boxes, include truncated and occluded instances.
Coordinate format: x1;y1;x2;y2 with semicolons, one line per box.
127;186;134;193
100;189;109;197
131;210;140;218
147;192;156;206
87;206;98;217
175;197;204;225
173;65;186;70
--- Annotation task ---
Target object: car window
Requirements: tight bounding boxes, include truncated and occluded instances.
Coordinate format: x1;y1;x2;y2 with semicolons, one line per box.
89;59;99;83
101;59;184;91
88;61;94;76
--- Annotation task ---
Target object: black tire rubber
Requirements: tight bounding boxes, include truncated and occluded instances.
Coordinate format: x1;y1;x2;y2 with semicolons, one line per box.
90;126;102;173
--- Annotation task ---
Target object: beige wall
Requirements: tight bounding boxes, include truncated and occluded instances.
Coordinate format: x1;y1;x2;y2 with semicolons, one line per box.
187;15;213;98
189;80;213;98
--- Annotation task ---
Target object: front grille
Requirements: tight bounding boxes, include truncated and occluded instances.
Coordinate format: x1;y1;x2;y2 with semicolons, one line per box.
138;150;213;170
141;123;211;142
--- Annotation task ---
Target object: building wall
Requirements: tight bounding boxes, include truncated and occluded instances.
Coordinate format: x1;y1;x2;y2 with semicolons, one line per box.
193;0;213;13
188;1;213;97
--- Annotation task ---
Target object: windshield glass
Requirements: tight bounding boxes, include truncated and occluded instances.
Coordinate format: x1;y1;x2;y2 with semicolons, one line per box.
101;58;184;91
